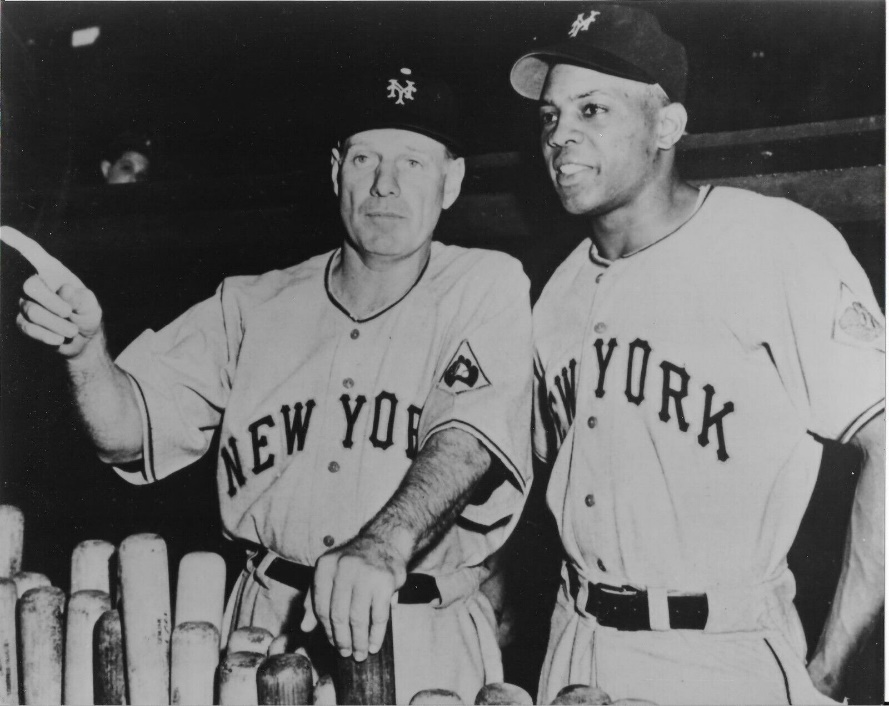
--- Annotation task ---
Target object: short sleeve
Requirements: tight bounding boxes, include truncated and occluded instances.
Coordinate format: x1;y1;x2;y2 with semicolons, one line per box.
418;256;533;529
113;282;238;482
770;207;885;442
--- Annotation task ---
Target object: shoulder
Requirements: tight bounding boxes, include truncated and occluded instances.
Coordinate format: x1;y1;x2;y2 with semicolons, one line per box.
426;242;529;294
705;185;843;251
534;238;595;313
218;250;333;307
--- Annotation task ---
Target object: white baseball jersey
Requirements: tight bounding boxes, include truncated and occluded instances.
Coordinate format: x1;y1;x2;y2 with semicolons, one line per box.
116;241;532;572
534;186;884;704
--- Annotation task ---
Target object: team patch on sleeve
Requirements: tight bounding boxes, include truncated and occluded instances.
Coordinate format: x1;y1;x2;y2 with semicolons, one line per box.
438;340;491;394
832;283;885;351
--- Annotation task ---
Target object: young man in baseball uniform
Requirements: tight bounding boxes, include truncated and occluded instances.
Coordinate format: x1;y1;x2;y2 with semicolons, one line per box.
510;5;884;704
17;65;532;702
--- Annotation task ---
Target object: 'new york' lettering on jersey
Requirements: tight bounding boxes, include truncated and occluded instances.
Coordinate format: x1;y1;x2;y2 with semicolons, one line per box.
116;241;533;570
534;186;885;594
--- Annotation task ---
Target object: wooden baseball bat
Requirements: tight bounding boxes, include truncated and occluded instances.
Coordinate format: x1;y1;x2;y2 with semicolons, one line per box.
227;627;274;655
12;571;50;598
70;540;116;595
312;674;336;706
218;651;264;706
332;619;395;705
118;533;172;705
0;506;24;578
174;551;226;637
170;621;220;706
18;586;65;705
0;579;18;706
93;609;127;706
256;653;314;705
63;590;111;705
474;683;533;705
550;684;613;705
410;688;464;704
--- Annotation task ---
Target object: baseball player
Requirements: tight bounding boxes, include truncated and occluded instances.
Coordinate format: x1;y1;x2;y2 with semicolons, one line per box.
510;5;884;705
17;65;532;703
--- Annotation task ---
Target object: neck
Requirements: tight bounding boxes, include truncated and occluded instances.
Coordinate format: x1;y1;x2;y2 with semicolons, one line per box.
331;242;431;319
591;174;700;261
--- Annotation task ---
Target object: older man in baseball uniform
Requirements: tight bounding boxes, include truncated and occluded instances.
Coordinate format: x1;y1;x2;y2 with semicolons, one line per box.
17;64;532;702
510;5;884;705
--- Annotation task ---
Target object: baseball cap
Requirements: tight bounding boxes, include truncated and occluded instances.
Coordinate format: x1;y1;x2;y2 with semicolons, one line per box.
510;3;687;103
337;65;465;155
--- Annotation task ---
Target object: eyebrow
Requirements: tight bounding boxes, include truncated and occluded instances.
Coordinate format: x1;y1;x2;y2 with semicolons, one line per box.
540;89;608;107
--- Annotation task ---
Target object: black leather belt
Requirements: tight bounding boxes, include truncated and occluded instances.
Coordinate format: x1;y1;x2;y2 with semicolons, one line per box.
568;567;708;631
256;551;441;605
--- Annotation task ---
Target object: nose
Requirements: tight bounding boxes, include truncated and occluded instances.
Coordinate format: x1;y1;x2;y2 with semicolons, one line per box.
370;161;400;198
547;114;583;149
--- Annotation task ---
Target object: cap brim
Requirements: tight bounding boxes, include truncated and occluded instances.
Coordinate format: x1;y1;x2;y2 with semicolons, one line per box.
340;119;464;155
510;48;656;100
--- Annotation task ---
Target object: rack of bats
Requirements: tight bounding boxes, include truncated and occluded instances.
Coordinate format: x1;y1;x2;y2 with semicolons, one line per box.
0;505;648;705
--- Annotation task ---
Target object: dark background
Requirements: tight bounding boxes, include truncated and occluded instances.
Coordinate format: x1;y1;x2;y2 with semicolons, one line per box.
1;2;885;703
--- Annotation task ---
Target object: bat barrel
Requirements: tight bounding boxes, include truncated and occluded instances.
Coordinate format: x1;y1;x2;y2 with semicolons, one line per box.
93;609;126;706
256;653;314;705
19;586;66;705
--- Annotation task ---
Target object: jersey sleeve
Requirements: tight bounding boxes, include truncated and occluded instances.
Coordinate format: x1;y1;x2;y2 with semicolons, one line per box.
112;281;239;484
768;205;885;442
417;255;533;535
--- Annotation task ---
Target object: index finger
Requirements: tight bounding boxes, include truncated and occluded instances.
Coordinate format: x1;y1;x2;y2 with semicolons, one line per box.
22;275;73;319
312;558;336;643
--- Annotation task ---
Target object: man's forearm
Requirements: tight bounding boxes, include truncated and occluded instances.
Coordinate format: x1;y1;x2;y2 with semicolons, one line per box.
808;412;885;697
67;330;144;464
360;427;492;566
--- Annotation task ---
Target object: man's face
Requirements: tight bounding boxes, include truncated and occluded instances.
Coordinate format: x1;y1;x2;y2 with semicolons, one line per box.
101;150;150;185
332;129;464;262
539;64;664;216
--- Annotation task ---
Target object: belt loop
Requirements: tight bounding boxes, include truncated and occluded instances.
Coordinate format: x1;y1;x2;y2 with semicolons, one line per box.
252;549;277;590
647;587;670;631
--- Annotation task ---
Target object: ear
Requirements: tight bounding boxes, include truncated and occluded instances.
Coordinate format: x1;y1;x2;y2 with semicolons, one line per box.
655;102;688;151
330;147;342;197
100;160;111;179
441;157;465;211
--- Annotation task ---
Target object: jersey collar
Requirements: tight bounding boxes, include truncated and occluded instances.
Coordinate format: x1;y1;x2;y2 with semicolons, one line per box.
324;247;432;324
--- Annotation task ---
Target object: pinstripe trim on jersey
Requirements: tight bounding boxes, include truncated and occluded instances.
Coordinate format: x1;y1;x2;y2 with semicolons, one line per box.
323;248;432;323
422;419;527;491
763;638;792;704
590;184;716;263
126;373;157;483
838;397;885;444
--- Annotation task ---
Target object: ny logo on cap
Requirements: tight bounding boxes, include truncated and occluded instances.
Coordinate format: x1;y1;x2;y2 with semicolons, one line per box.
568;10;600;37
387;68;417;106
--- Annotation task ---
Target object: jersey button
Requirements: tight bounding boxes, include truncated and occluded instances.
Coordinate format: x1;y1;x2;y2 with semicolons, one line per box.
343;378;354;389
350;329;360;340
587;416;597;429
597;559;606;571
323;535;335;548
594;322;607;334
596;274;604;283
584;494;595;507
328;461;340;473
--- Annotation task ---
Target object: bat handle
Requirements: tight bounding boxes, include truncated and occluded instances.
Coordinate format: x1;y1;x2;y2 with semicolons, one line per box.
332;619;395;705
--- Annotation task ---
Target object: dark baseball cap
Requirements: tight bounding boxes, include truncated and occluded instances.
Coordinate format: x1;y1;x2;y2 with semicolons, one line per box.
337;65;464;155
510;3;687;103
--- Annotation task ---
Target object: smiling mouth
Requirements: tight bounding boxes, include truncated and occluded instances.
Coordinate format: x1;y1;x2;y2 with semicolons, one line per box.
554;163;594;186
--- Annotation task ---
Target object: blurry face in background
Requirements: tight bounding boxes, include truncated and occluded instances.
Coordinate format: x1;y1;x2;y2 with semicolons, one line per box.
332;129;465;263
101;150;151;185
